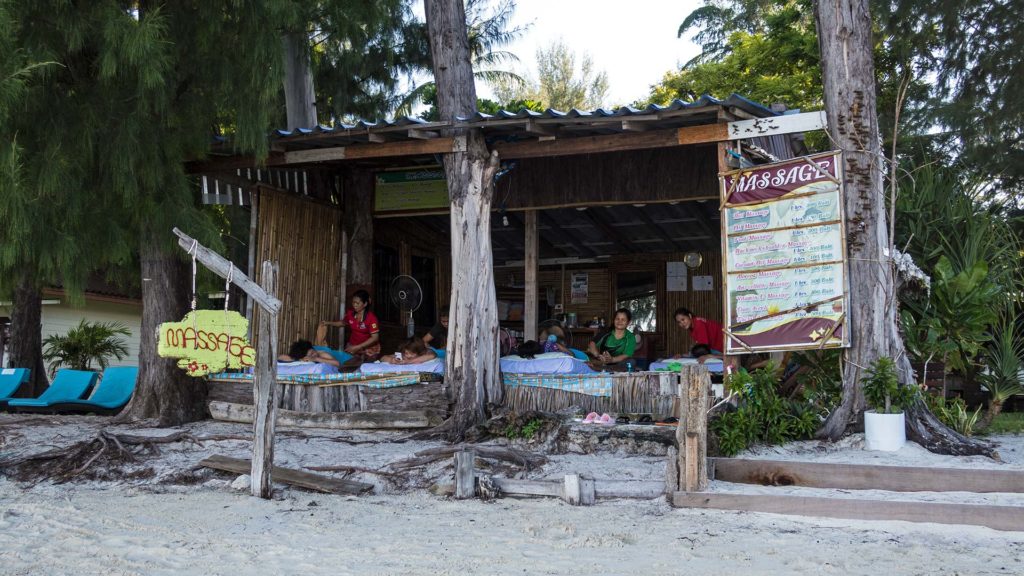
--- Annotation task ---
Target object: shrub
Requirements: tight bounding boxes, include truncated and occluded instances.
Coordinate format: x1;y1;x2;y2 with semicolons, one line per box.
710;363;821;457
861;357;917;414
42;320;130;376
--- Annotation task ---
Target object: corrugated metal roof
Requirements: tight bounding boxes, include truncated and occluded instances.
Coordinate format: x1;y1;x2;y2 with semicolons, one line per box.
270;93;776;140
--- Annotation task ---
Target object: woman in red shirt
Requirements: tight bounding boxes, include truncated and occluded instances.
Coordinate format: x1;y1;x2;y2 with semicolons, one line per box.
674;307;725;358
321;290;381;361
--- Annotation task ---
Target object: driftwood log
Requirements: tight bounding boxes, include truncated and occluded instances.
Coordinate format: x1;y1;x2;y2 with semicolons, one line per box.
209;401;442;430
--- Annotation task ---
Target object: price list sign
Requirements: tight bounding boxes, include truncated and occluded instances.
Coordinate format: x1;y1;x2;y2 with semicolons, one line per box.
720;151;849;354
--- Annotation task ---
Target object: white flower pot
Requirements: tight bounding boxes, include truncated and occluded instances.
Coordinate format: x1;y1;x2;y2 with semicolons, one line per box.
864;410;906;451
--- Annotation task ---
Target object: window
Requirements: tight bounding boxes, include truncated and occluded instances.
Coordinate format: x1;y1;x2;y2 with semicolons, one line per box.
615;271;657;332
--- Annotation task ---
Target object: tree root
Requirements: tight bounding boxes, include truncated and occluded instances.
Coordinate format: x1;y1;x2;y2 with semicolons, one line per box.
0;428;195;484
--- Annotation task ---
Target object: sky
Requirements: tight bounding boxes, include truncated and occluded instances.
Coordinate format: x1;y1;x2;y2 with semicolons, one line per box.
410;0;706;109
478;0;704;107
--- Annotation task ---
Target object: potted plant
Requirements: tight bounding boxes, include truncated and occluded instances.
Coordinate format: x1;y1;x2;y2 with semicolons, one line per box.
42;320;130;377
861;357;918;451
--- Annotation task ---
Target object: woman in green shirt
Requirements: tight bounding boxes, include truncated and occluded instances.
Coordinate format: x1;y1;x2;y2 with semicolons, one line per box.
587;308;636;370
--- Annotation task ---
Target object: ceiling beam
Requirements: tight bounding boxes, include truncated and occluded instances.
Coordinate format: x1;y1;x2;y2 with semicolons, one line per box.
582;209;640;253
632;207;685;252
538;212;598;258
504;211;567;258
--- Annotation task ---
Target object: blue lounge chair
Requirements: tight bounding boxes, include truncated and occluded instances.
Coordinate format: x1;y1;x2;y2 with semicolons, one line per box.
0;368;31;405
7;369;98;411
49;366;138;414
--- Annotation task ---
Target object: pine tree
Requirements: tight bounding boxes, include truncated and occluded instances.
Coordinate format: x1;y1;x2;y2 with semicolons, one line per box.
0;1;288;423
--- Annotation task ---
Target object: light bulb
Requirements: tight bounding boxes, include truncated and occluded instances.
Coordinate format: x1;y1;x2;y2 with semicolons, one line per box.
502;215;509;227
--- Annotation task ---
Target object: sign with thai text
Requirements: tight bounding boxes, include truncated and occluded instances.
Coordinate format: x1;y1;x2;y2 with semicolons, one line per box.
374;167;449;213
720;151;849;354
157;310;255;377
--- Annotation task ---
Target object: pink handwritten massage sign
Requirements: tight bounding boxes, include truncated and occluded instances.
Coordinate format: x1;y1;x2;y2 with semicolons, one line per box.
720;151;850;354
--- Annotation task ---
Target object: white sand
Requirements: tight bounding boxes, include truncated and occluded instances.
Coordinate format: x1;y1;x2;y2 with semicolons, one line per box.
1;414;1023;575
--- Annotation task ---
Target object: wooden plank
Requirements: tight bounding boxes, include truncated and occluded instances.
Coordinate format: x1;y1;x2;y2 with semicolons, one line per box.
493;128;682;160
251;261;279;498
455;450;476;499
173;228;281;314
593;480;665;499
283;137;460;165
491;477;562;497
711;458;1024;494
208;401;441;429
672;492;1024;532
666;445;679;493
199;454;373;495
677;123;729;146
524;210;538;341
726;111;827;141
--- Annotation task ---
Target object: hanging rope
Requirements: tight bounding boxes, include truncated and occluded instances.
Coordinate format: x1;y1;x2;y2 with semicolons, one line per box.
188;240;199;350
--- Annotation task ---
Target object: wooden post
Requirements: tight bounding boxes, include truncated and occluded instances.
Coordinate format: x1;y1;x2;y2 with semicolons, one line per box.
676;366;709;492
455;449;476;499
338;229;348;346
665;445;679;496
524;210;538;341
563;473;581;505
251;261;279;499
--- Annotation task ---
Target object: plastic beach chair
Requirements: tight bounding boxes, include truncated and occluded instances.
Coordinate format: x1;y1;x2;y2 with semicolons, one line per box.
0;368;31;403
6;369;98;411
48;366;139;414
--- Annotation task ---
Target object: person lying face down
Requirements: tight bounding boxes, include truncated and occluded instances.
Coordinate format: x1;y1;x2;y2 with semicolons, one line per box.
380;336;439;365
690;343;721;365
278;339;341;367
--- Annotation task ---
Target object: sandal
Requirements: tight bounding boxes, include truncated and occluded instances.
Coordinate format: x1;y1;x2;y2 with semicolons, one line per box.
615;415;631;425
637;414;655;425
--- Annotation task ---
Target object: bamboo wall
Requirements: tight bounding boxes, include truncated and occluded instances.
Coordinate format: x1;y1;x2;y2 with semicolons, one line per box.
255;188;345;350
499;144;718;210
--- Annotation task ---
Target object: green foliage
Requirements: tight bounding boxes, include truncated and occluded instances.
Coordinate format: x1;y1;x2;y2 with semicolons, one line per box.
489;39;609;111
645;28;820;112
987;412;1024;436
925;394;981;437
978;309;1024;406
791;349;842;415
710;363;821;456
861;358;917;414
42;320;130;376
504;417;544;440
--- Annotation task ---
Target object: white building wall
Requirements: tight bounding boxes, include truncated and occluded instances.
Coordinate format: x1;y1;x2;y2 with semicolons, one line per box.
1;298;143;373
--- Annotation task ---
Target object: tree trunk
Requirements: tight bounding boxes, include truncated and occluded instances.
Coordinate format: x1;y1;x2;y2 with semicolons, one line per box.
814;0;890;439
814;0;994;456
282;31;317;131
118;233;208;425
8;272;48;397
976;398;1003;434
425;0;503;440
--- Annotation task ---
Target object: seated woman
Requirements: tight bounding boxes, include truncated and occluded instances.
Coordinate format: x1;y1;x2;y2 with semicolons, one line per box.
278;339;341;368
586;308;636;371
380;336;438;366
320;290;381;361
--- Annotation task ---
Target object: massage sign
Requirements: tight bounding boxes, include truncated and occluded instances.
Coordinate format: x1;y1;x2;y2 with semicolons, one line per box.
719;151;850;354
157;310;255;377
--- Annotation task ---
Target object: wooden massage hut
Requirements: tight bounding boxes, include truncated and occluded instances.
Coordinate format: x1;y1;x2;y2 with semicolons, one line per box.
190;94;820;421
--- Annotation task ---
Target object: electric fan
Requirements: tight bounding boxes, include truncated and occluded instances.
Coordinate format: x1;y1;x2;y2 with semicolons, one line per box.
389;275;423;338
498;328;517;356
